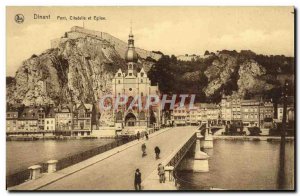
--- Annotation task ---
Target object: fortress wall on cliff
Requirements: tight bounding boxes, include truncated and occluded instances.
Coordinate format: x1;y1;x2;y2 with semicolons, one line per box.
50;26;162;61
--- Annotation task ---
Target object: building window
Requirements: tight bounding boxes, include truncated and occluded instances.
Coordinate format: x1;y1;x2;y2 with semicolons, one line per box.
129;73;132;76
118;73;121;77
141;73;144;77
141;79;143;83
279;109;283;113
118;80;120;84
141;92;143;97
129;88;132;91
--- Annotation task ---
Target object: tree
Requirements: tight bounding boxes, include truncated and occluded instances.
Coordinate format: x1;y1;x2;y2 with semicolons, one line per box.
148;55;174;94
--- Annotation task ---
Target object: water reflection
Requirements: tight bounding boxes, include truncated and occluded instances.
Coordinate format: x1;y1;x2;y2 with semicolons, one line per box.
6;139;115;176
177;140;294;190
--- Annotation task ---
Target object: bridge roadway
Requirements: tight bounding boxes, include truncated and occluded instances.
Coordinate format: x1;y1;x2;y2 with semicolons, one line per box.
11;126;197;191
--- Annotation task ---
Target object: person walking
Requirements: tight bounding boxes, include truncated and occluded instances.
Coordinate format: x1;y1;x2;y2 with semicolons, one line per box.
141;143;147;157
134;169;142;190
157;163;165;183
137;131;140;141
145;131;149;140
154;146;160;159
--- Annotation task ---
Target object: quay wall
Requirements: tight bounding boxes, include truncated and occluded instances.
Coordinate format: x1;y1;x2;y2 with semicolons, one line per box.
213;135;294;141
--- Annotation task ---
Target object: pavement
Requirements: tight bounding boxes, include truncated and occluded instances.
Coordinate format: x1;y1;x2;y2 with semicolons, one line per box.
10;126;197;191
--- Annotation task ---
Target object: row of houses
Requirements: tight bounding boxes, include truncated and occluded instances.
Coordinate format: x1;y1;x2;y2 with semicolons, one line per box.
6;103;95;136
168;95;295;128
6;96;295;134
171;103;220;126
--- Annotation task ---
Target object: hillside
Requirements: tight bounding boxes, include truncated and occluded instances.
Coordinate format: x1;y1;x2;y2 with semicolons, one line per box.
7;27;157;106
148;50;294;103
6;27;294;106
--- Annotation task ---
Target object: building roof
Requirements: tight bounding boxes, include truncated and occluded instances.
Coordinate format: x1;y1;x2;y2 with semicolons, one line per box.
73;103;93;112
45;107;56;118
18;106;43;120
57;104;73;113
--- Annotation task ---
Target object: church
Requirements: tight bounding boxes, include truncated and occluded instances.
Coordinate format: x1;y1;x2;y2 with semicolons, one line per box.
111;29;161;127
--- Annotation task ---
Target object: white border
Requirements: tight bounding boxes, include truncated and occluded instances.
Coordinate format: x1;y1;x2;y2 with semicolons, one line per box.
1;1;298;196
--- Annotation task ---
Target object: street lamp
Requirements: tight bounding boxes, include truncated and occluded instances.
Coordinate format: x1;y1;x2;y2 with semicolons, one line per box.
277;80;288;189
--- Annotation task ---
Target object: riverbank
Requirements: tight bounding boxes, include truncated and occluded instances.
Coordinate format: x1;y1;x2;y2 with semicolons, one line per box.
6;135;99;141
213;135;294;142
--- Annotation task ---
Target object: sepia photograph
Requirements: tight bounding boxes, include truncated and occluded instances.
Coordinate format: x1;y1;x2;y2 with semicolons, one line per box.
5;6;295;191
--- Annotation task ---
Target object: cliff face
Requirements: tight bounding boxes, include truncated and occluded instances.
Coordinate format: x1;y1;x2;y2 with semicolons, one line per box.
147;50;294;102
204;54;238;96
237;60;274;96
7;33;154;106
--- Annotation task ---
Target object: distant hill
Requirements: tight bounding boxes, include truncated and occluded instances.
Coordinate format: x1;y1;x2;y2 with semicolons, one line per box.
148;50;294;103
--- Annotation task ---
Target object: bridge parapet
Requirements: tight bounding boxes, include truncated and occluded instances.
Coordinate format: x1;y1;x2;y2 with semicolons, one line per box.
166;133;196;168
143;128;198;190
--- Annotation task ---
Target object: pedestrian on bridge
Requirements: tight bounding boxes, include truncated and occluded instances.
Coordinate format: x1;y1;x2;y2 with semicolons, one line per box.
157;163;165;183
145;132;149;140
141;143;147;157
134;169;142;190
137;131;141;141
154;146;160;159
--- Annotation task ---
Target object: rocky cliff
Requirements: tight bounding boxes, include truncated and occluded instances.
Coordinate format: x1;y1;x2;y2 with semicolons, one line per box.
7;28;294;105
147;50;294;102
7;30;156;106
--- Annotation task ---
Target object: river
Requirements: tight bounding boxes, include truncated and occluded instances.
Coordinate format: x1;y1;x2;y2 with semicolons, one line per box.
6;139;115;176
7;138;294;190
176;139;294;190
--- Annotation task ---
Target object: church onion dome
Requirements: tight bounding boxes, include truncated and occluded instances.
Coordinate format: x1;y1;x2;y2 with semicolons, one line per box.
125;48;138;63
125;29;138;63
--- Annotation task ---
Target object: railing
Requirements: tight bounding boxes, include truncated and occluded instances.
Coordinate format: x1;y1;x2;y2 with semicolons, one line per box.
6;138;135;188
167;133;196;168
166;133;197;186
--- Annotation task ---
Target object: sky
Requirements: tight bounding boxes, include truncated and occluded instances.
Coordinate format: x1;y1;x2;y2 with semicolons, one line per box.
6;6;294;76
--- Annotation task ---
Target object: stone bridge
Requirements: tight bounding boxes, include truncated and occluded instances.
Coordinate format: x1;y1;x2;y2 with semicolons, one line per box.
10;126;213;191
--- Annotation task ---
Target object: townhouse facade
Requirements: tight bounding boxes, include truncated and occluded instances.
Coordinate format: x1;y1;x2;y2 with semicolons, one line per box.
6;103;94;136
172;105;188;126
45;107;56;131
72;103;93;136
6;108;19;132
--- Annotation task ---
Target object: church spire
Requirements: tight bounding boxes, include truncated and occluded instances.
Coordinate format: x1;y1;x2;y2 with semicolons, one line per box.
125;22;138;63
130;20;133;35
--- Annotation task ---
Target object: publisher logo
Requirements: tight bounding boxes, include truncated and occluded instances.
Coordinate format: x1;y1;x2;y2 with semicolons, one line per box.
15;14;24;24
